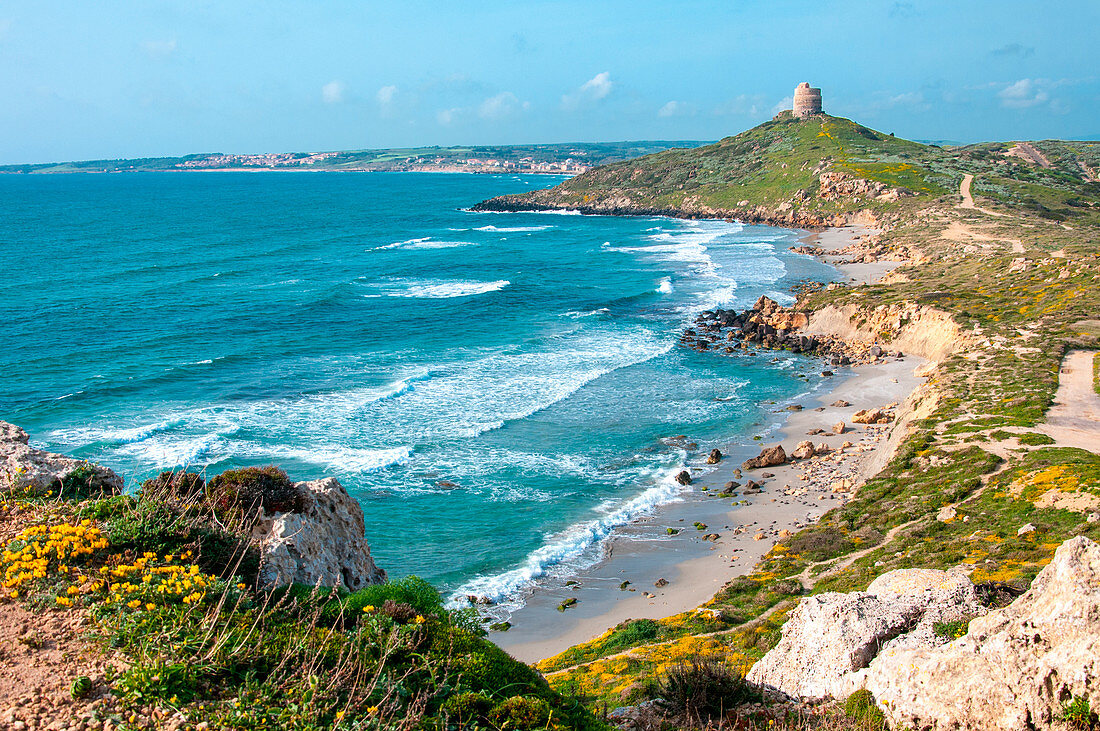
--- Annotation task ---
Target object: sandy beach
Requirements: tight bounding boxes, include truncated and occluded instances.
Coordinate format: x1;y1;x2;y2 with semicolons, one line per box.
493;224;927;663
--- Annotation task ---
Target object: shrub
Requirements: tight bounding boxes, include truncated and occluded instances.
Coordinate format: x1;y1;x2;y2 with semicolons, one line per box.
845;689;886;726
932;619;970;640
488;695;551;730
442;691;492;723
1061;695;1098;731
140;470;206;502
1016;432;1056;446
657;659;760;722
57;464;117;501
206;466;303;520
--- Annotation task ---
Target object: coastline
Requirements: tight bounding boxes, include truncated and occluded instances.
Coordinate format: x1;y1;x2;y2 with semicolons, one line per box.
492;223;926;663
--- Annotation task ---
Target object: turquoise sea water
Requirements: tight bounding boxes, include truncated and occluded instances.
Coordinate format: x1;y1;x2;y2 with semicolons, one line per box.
0;172;836;611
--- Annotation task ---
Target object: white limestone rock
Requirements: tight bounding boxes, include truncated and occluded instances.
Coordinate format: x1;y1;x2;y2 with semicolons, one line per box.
866;536;1100;730
746;568;987;700
253;477;387;590
0;421;122;497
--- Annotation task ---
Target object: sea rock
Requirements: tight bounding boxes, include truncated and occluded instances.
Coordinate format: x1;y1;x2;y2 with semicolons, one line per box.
866;537;1100;730
831;400;851;408
742;444;787;470
852;408;894;425
747;568;986;700
753;295;780;316
253;477;387;590
0;421;122;497
674;470;693;486
832;421;846;435
707;448;723;465
792;441;816;460
654;578;669;588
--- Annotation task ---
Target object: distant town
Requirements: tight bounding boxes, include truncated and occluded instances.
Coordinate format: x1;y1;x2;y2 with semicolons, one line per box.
0;141;709;175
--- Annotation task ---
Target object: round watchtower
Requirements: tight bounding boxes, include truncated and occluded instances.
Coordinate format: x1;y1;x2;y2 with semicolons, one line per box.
793;82;822;118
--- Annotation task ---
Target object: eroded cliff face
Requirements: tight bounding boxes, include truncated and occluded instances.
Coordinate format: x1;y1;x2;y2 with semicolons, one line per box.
252;477;387;590
748;537;1100;731
0;421;122;498
802;302;973;363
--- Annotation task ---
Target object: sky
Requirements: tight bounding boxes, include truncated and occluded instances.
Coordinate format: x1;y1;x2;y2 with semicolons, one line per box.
1;0;1098;164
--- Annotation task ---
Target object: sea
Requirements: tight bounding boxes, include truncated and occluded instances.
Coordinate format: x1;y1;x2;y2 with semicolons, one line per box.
0;171;838;616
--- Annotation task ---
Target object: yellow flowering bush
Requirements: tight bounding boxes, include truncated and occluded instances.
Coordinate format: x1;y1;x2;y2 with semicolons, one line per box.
1;519;225;611
1;520;107;598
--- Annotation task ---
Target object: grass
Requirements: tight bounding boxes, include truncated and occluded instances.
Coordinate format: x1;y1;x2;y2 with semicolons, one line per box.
486;113;1100;717
0;479;606;730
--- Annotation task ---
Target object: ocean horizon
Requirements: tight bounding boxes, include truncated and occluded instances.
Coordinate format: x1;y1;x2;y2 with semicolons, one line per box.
1;171;837;618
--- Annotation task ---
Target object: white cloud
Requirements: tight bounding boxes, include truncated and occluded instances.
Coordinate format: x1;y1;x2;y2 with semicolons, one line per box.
771;96;794;115
998;78;1050;109
436;107;463;126
377;85;398;106
713;94;765;117
141;39;177;60
561;72;613;111
658;101;697;118
478;91;529;120
322;80;346;104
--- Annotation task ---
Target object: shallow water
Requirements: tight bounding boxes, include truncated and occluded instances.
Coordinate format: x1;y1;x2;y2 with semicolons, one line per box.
0;171;836;613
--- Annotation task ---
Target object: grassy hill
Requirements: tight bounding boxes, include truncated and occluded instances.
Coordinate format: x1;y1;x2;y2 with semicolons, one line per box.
476;113;1100;231
476;113;1100;724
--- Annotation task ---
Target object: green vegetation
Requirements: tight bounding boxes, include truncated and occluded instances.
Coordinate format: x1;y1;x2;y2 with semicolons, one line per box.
491;114;1100;723
1061;695;1098;731
0;473;606;730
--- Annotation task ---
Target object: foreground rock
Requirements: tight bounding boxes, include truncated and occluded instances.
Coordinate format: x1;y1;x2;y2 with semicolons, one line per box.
0;421;122;497
253;477;387;590
742;444;787;471
867;536;1100;730
747;568;986;699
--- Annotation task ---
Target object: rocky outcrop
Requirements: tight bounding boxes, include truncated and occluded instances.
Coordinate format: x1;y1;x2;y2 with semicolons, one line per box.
866;537;1100;730
852;407;894;425
252;477;387;591
741;445;787;471
0;421;122;497
746;568;987;700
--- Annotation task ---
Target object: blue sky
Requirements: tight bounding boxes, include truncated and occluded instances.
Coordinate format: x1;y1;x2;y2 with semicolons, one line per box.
1;0;1097;164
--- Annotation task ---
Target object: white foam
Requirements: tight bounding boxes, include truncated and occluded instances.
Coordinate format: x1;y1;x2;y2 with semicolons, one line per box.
656;277;673;294
448;460;688;609
393;279;509;298
474;225;553;233
248;444;413;475
372;238;477;251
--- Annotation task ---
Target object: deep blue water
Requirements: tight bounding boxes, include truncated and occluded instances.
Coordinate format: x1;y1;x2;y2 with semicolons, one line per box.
0;171;836;610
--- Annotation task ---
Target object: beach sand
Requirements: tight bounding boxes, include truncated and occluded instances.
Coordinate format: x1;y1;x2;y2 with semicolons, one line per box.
803;224;904;285
494;353;925;662
492;225;926;663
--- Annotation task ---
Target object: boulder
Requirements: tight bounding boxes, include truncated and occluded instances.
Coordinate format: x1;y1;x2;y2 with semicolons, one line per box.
253;477;387;590
867;537;1100;730
831;400;851;408
747;568;986;700
852;408;894;425
742;444;787;470
674;470;692;486
0;421;122;498
792;441;816;460
753;295;780;316
832;421;847;435
706;448;723;465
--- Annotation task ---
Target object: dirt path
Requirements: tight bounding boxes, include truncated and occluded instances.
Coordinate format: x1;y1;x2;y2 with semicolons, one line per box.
1007;142;1052;169
959;174;976;209
1037;350;1100;453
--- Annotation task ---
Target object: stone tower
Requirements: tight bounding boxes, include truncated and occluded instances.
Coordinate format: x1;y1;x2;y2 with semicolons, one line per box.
793;82;822;118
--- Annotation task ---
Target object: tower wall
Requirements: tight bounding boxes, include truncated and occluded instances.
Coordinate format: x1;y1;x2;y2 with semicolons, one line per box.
793;82;822;118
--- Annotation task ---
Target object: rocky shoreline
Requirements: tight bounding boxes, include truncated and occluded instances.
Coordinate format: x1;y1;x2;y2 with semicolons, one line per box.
681;294;904;367
469;197;850;230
